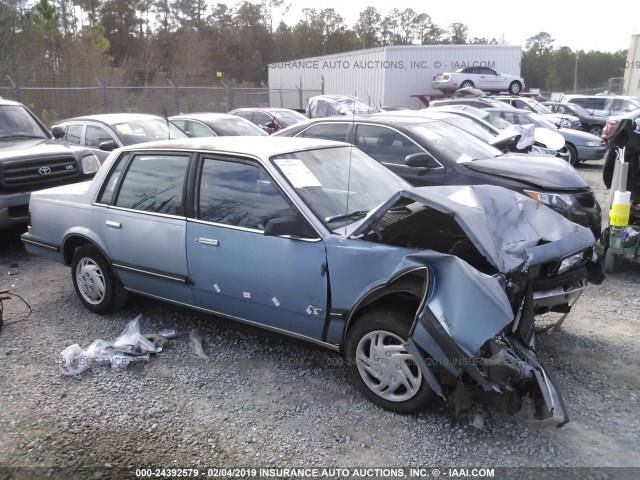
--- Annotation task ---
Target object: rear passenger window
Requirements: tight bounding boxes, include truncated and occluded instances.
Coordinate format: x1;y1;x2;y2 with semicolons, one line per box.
97;154;128;205
114;154;190;215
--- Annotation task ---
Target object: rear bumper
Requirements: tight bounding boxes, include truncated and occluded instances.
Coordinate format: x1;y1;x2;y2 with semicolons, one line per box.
21;231;64;263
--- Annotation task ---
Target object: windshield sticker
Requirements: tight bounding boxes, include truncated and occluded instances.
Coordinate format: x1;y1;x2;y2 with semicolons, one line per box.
115;124;133;135
274;159;322;188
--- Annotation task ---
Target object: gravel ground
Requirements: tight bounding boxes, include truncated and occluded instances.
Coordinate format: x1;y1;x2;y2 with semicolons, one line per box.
0;156;639;478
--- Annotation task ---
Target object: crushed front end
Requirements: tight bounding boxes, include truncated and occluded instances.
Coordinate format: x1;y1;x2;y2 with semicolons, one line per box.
348;185;606;425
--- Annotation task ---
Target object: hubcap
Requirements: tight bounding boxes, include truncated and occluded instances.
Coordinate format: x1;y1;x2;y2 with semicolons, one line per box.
355;330;422;402
76;258;106;304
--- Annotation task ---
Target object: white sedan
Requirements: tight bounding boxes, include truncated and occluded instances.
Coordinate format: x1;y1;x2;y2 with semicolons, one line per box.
432;67;525;94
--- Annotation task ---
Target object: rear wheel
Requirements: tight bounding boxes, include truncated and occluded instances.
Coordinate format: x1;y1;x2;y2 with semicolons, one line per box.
71;245;128;313
345;307;434;413
508;81;522;94
460;80;474;89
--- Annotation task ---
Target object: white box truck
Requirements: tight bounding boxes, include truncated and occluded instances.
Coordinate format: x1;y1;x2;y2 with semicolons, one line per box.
622;34;640;97
268;45;523;110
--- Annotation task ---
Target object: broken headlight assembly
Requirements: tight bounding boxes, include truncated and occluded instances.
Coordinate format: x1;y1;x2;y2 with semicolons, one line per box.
556;252;584;274
524;190;575;210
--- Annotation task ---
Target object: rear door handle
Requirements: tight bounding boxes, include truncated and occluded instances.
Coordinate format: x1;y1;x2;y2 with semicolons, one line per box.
195;237;219;246
106;220;121;229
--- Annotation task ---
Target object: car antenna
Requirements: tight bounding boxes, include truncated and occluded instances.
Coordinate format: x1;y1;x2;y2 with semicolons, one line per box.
343;93;356;235
163;107;171;140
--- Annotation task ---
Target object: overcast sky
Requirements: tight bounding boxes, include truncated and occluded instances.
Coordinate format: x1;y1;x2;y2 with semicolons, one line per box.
239;0;639;53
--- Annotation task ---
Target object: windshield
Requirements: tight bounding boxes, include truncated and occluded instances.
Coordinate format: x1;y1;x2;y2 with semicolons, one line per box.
532;102;553;114
440;116;495;143
113;119;188;145
529;113;558;129
406;121;502;163
0;105;49;139
272;111;308;127
484;113;512;130
561;103;588;116
271;146;409;231
209;118;268;136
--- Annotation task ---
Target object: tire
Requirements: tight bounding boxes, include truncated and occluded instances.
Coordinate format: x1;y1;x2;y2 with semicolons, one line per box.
508;81;522;94
565;143;579;167
71;245;128;314
459;80;474;89
588;125;603;137
344;306;434;413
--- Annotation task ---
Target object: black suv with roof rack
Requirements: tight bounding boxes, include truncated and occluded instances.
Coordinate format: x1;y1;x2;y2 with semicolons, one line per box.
0;98;101;230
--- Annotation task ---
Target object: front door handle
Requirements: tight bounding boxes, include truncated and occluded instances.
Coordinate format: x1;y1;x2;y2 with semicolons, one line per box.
195;237;219;246
106;220;121;229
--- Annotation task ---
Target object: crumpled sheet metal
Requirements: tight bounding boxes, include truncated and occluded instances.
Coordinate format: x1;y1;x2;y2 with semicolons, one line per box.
352;185;596;273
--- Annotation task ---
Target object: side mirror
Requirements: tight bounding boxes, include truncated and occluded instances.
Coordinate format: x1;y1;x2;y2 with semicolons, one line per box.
264;216;315;238
98;140;118;152
51;126;65;139
404;152;439;169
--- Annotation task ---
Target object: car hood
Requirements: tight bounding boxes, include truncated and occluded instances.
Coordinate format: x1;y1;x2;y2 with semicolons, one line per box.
0;138;78;162
350;185;596;273
461;155;588;189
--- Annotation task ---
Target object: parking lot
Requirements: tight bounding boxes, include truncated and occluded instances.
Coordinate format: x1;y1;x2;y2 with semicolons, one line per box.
0;157;639;477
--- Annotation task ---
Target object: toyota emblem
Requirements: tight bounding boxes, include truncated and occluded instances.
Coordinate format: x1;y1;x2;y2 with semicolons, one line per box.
39;166;52;175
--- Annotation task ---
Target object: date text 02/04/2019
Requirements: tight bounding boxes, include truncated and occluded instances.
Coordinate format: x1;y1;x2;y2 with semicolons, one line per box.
134;467;497;478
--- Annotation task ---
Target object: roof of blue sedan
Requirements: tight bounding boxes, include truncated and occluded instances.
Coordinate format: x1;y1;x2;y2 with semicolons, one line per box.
121;136;351;157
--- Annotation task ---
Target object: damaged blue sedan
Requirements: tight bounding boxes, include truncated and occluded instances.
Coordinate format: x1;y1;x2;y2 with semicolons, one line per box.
21;137;604;426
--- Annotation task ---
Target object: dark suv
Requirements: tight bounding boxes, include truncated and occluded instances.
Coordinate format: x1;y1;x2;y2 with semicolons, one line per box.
0;99;100;230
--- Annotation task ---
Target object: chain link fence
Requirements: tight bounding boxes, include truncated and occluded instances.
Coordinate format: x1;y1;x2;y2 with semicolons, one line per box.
0;77;321;125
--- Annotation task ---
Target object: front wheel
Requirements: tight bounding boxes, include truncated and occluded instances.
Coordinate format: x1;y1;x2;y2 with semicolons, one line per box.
508;81;522;94
71;245;128;313
460;80;474;89
588;125;603;137
565;143;579;167
344;307;434;413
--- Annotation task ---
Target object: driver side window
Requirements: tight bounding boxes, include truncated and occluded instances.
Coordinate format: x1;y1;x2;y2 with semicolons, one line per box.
355;125;422;165
197;158;295;231
85;124;115;148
